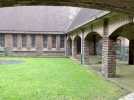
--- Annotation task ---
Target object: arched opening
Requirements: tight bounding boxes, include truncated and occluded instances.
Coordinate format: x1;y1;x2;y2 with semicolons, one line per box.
73;35;81;60
110;23;134;65
77;38;81;54
67;37;72;56
84;32;102;65
74;36;81;55
108;23;134;80
116;36;129;62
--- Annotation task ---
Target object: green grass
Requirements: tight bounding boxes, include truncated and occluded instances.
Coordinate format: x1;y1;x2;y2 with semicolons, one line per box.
0;57;125;100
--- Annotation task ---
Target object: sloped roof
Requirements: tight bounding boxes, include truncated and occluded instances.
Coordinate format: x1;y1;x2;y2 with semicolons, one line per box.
67;8;109;32
0;6;107;33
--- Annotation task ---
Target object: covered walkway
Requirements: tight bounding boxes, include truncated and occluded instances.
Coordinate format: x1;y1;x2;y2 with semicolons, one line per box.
89;60;134;92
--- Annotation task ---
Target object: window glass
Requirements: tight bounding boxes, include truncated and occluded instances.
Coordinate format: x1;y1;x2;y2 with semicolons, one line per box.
43;35;48;48
31;34;36;48
22;34;27;48
12;34;18;48
0;34;5;47
60;35;65;48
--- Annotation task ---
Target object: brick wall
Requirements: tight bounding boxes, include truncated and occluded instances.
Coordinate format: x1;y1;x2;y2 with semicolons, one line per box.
3;33;66;57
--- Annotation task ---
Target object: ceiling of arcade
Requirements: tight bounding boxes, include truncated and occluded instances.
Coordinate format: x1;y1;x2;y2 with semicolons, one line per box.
110;23;134;40
0;0;134;15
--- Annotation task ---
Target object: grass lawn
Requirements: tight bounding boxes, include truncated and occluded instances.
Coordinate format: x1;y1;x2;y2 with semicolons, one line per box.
0;57;125;100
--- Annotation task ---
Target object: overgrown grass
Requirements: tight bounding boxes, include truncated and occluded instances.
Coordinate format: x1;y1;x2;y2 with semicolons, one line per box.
0;57;125;100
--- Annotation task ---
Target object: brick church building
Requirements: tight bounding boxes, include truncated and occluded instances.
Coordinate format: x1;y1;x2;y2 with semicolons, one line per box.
0;6;132;77
0;6;105;56
0;6;73;56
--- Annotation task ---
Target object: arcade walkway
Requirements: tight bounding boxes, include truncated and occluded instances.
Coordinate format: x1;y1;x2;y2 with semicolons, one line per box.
89;59;134;92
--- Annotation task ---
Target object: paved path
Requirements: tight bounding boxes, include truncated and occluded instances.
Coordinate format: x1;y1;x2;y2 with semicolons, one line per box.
119;93;134;100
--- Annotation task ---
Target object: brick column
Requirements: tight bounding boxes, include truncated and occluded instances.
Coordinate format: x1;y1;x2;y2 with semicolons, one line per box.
56;35;60;50
36;34;43;54
48;35;52;50
18;34;22;49
66;37;72;56
129;40;134;65
5;34;12;55
83;40;90;64
27;34;31;49
72;39;77;58
5;34;12;50
102;19;116;78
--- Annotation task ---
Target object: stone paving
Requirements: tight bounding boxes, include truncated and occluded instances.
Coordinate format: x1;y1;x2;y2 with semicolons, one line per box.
119;93;134;100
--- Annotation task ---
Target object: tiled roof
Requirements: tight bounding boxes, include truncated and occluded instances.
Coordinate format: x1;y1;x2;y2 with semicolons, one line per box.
0;6;107;33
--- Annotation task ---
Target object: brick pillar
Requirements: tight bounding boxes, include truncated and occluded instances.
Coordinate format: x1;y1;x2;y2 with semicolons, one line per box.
48;35;52;50
66;38;72;56
18;34;22;49
102;37;116;77
5;34;12;50
72;39;77;58
56;35;60;50
36;34;43;55
27;34;31;49
5;34;12;55
129;40;134;65
102;19;116;78
83;40;90;64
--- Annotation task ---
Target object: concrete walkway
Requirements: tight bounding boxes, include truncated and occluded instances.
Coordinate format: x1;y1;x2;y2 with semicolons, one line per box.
119;93;134;100
90;60;134;100
90;60;134;92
